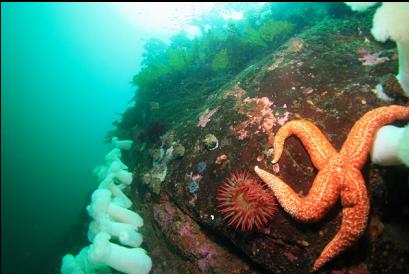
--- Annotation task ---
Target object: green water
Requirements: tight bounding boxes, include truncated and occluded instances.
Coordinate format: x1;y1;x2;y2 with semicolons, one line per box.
2;2;374;274
1;3;146;273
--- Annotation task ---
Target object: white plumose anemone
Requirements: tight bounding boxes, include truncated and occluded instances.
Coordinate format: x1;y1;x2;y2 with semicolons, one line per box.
371;3;409;96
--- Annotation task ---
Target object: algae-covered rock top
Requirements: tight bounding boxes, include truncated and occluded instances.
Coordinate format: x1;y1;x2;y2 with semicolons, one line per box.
112;4;409;274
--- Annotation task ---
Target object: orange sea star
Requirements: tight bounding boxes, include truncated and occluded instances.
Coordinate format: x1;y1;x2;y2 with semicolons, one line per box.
254;105;409;272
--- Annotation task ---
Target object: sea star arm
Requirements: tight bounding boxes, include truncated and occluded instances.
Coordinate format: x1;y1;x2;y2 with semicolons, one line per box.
255;166;340;223
311;169;369;272
254;106;409;272
340;105;409;169
272;120;337;170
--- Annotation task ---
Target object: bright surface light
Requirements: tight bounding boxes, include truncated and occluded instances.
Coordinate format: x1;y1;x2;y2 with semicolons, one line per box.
115;2;216;39
221;10;244;20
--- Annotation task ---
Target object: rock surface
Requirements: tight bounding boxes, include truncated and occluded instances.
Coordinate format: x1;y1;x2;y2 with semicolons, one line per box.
128;14;408;274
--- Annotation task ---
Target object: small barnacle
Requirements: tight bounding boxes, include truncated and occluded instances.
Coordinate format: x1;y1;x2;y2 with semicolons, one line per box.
172;143;185;159
203;134;219;150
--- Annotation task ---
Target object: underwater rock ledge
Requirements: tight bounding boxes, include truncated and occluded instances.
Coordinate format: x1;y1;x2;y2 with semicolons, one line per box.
117;12;408;274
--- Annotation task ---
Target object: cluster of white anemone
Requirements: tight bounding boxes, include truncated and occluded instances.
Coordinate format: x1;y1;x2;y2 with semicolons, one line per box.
61;138;152;274
345;2;409;97
345;3;409;167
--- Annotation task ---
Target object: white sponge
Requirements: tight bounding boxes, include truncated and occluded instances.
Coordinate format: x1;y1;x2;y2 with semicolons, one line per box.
111;137;134;150
371;124;409;166
346;2;409;97
61;247;112;274
344;2;378;12
87;189;143;229
108;161;133;185
371;3;409;96
88;232;152;274
398;124;409;166
88;217;143;248
98;174;132;208
105;148;122;163
371;3;409;43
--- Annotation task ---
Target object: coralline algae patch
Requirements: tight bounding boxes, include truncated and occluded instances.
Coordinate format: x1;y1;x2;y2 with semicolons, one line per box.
230;95;290;141
152;201;255;273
